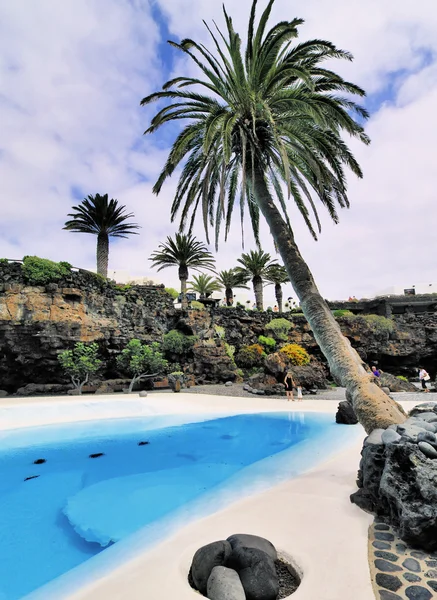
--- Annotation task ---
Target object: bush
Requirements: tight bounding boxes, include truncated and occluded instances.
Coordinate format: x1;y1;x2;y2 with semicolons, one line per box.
190;300;205;310
117;339;168;392
333;309;355;318
224;342;236;362
162;330;196;355
58;342;102;394
279;343;310;366
0;258;8;264
397;375;409;382
165;287;179;299
22;256;72;285
258;335;276;353
214;325;225;339
265;318;293;340
362;314;394;333
235;344;265;368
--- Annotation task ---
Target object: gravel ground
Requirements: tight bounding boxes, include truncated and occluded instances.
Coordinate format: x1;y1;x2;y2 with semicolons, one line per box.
181;383;437;404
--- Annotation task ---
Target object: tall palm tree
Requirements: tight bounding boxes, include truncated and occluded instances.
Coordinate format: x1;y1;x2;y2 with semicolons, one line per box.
235;250;277;311
150;233;215;308
141;0;405;431
216;269;249;306
63;193;139;278
188;273;222;298
265;265;289;313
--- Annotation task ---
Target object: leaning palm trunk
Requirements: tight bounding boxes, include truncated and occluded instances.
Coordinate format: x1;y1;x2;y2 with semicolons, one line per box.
97;232;109;277
275;284;283;313
253;276;263;311
251;167;405;433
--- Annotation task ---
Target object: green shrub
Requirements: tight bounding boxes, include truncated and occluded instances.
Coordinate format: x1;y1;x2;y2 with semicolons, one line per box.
279;343;310;366
265;318;293;340
117;339;168;392
235;343;265;368
258;335;276;353
224;342;236;362
162;330;196;355
190;300;205;310
0;258;8;264
362;314;394;333
291;313;305;318
22;256;72;285
58;342;102;394
165;287;179;299
214;325;225;339
333;309;355;318
397;375;408;382
236;368;244;378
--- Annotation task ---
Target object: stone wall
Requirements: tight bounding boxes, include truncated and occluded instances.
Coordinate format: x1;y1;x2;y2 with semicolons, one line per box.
1;262;437;391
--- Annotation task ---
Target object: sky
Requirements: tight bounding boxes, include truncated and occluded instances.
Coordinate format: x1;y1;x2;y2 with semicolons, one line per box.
0;0;436;306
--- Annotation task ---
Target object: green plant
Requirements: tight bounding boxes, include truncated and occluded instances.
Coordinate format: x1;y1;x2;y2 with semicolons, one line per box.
116;339;168;392
190;300;205;310
0;258;8;264
170;371;184;376
291;313;305;318
165;287;179;299
235;343;265;368
236;368;244;378
224;342;236;362
396;375;408;382
22;256;72;285
265;318;293;341
162;330;196;355
114;283;133;291
188;273;222;297
279;343;310;366
58;342;102;394
216;269;249;306
258;335;276;353
214;325;225;339
362;314;394;334
333;309;355;318
235;249;278;311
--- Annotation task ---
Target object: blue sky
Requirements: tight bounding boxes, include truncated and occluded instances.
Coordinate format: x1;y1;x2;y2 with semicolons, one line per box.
0;0;436;304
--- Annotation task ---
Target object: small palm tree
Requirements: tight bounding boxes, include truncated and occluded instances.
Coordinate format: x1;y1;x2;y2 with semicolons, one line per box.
265;265;289;313
150;233;215;308
235;250;277;311
216;269;249;306
188;273;222;298
63;193;139;278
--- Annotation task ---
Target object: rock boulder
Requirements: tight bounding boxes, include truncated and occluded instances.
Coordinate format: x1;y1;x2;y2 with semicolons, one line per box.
191;540;232;595
336;401;358;425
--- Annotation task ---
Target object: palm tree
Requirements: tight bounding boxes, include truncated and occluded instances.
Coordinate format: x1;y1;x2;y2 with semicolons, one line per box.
216;269;249;306
141;0;405;431
235;250;277;311
63;193;139;278
265;265;289;313
150;233;215;308
188;273;222;298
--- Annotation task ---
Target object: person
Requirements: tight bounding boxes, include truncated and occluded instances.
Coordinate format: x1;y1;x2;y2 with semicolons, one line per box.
296;380;303;401
252;303;257;310
273;305;279;313
419;367;431;392
371;366;381;378
284;370;295;401
222;298;227;306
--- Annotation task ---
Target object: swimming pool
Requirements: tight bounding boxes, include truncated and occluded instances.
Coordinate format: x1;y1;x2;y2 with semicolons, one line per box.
0;412;359;600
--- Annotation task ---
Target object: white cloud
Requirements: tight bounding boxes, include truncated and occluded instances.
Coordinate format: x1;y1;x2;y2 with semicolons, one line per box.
0;0;437;306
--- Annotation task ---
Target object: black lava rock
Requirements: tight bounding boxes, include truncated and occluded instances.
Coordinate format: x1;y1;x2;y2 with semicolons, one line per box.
375;573;403;592
335;400;358;424
227;546;279;600
405;585;432;599
191;540;232;595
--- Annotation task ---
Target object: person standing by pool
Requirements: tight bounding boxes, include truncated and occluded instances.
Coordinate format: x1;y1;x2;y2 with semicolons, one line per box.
284;370;295;401
419;367;431;392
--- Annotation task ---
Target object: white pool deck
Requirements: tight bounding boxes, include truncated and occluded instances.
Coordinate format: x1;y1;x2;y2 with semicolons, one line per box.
0;392;397;600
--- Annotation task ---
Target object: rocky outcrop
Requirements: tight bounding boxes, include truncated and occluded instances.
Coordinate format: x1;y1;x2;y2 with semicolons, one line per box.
336;401;358;424
379;372;418;393
351;403;437;551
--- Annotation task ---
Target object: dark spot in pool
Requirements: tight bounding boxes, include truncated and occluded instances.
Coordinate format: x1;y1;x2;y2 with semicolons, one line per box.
138;441;150;446
220;434;234;440
33;459;46;465
24;475;39;481
177;453;197;462
89;453;105;459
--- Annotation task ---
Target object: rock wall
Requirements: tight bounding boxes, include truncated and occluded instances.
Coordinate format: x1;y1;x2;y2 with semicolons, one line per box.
1;262;437;392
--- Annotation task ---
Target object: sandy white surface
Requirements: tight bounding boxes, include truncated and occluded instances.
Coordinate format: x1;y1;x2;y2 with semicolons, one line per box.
1;393;378;600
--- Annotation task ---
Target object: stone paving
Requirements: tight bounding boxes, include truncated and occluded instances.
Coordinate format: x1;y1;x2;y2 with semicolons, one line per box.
369;521;437;599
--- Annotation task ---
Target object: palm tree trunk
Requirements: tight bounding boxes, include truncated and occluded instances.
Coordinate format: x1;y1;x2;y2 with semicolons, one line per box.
179;265;189;309
225;287;233;306
251;166;405;433
97;232;109;278
253;276;263;311
275;283;283;313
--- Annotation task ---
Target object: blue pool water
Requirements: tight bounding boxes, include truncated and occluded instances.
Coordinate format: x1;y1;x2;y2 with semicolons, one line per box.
0;412;358;599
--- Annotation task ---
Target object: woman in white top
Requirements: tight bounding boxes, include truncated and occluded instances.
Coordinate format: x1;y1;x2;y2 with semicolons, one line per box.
419;367;430;392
